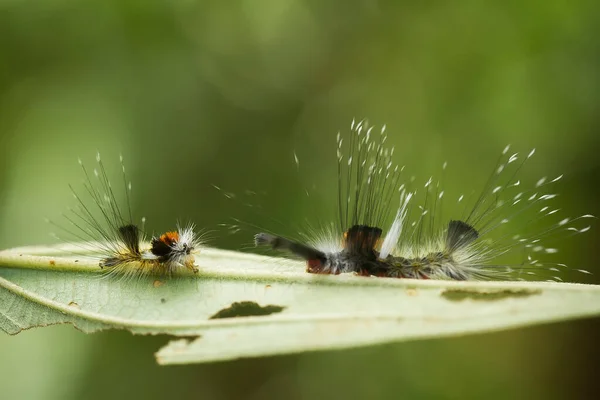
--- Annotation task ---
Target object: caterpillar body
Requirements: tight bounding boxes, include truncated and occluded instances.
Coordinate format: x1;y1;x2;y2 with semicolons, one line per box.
50;153;202;277
255;120;593;281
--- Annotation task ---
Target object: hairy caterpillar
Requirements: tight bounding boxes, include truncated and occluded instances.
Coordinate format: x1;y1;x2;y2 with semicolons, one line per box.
49;153;202;277
254;120;593;281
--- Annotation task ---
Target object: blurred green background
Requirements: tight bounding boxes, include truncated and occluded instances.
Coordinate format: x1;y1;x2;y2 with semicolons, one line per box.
1;0;599;398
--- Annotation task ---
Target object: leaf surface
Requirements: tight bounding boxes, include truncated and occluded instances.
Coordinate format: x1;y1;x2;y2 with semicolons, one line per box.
1;245;599;364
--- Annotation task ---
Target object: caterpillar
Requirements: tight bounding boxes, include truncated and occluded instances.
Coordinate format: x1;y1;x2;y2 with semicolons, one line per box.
254;120;593;281
49;153;202;277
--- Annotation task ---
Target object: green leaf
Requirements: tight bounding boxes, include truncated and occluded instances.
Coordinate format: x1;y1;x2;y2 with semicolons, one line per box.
1;244;599;365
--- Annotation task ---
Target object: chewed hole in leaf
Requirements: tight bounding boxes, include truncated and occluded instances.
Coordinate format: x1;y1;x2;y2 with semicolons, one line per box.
441;288;542;302
209;301;285;319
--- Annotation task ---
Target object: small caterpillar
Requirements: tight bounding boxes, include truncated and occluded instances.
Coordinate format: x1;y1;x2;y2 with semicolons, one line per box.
49;153;202;277
254;120;594;281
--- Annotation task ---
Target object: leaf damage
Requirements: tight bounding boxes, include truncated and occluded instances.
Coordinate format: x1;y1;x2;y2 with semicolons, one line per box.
209;301;285;319
441;288;542;302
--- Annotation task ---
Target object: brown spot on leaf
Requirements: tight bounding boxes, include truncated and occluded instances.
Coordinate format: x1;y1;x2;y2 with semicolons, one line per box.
442;288;541;302
153;280;163;288
68;301;80;309
406;288;418;297
209;301;285;319
49;260;56;266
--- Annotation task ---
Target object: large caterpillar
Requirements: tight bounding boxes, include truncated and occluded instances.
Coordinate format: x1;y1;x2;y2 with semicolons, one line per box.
255;120;593;281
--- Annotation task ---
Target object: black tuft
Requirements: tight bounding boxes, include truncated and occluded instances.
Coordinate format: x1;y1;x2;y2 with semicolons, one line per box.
118;224;141;255
446;220;479;252
254;233;327;264
344;225;382;255
151;238;172;258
